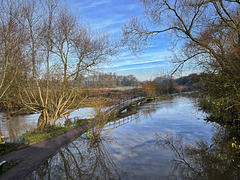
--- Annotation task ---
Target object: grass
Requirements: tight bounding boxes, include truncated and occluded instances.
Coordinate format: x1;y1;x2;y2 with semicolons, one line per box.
0;160;21;175
21;118;91;145
0;143;18;155
0;118;92;176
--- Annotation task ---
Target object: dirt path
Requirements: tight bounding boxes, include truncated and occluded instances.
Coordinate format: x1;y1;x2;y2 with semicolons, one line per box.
0;121;95;180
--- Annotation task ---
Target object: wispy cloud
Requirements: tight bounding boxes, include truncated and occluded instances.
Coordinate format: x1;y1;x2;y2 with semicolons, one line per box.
68;0;174;80
72;0;112;9
104;59;169;69
117;63;168;71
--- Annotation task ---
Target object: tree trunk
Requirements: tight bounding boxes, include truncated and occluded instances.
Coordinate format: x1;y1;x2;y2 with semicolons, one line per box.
37;110;50;130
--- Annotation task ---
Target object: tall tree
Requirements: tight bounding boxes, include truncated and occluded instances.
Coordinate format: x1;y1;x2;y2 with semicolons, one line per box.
0;0;25;99
122;0;239;72
122;0;240;122
15;0;115;130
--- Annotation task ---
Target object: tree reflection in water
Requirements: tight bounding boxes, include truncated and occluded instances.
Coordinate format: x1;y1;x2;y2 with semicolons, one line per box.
155;129;240;180
26;138;125;180
140;103;157;119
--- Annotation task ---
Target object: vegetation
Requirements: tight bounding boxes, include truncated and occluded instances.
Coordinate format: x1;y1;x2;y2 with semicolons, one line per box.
141;73;205;97
1;0;240;178
0;143;18;155
21;118;90;144
155;131;240;179
86;97;114;143
83;72;140;88
0;87;142;151
0;160;21;175
142;79;176;97
122;0;240;127
0;0;239;155
0;0;117;131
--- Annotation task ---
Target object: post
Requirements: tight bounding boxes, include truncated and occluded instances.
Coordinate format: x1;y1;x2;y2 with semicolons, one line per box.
0;133;5;144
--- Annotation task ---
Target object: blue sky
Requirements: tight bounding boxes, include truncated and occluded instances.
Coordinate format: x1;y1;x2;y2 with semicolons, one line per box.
67;0;176;81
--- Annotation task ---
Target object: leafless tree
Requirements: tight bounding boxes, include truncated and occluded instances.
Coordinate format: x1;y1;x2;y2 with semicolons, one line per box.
0;0;28;140
122;0;240;121
0;0;26;99
15;0;116;130
122;0;240;73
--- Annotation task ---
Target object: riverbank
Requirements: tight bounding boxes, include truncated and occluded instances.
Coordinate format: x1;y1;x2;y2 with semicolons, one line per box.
0;93;194;179
0;96;152;179
24;96;240;179
1;93;192;152
0;119;98;180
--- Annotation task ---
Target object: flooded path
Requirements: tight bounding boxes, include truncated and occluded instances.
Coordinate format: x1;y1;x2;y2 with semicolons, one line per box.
26;96;240;179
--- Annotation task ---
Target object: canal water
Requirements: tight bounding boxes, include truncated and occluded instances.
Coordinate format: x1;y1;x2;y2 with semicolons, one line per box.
0;107;95;142
26;96;240;179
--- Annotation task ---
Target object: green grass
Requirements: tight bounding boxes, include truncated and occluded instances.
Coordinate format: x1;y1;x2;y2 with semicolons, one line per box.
0;160;21;175
0;143;18;155
21;118;91;144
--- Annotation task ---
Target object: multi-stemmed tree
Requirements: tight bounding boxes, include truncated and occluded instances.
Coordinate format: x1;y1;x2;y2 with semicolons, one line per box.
0;0;116;130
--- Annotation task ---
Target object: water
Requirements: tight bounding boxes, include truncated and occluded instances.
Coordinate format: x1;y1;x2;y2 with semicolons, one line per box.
24;96;240;179
0;107;94;142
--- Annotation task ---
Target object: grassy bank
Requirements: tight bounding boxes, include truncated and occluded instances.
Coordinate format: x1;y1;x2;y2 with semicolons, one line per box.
21;118;91;145
0;118;91;155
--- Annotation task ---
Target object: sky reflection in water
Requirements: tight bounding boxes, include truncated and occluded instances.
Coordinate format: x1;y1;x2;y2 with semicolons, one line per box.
27;97;240;179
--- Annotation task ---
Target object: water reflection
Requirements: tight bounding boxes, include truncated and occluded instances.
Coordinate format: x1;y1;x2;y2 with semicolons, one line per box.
0;107;94;142
139;103;157;119
155;129;240;180
105;113;140;130
25;97;240;179
0;113;40;142
26;137;125;180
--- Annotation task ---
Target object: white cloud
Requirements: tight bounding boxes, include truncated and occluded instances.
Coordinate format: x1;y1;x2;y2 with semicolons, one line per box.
117;63;168;71
74;0;112;9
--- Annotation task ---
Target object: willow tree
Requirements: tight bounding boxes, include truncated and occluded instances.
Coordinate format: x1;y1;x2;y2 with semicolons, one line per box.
16;0;115;130
122;0;240;122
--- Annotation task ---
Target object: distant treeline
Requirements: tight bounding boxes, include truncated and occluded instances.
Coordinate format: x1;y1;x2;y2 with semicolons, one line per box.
79;72;140;88
141;73;207;97
142;72;240;129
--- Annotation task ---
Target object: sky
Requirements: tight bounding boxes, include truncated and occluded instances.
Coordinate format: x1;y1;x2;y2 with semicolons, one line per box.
66;0;182;81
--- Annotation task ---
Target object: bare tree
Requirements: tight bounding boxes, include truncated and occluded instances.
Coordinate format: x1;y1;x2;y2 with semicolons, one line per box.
122;0;240;73
16;0;115;130
122;0;240;122
0;0;26;99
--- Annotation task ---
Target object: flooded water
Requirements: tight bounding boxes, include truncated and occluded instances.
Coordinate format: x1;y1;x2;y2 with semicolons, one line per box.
26;96;240;180
0;107;94;142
